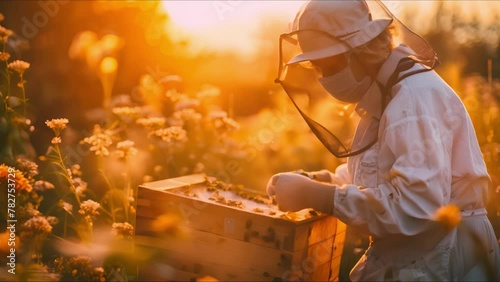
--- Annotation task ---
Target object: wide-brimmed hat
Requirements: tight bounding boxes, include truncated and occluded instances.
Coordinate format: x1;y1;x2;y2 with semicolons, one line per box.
288;0;393;64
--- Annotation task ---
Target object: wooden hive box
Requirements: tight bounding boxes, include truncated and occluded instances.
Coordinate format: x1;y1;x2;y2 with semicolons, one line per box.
135;174;346;281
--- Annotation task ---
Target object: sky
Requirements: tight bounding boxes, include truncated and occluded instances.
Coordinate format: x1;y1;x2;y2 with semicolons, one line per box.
161;1;500;57
162;1;304;57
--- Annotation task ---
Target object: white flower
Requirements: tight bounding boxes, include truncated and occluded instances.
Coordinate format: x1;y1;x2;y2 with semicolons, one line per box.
0;52;10;62
116;140;138;159
209;111;240;132
33;180;55;192
7;60;30;74
22;216;53;234
61;201;73;214
0;25;13;43
73;177;88;198
196;84;221;98
45;118;69;136
174;98;200;111
81;124;113;156
79;200;100;226
173;108;202;125
111;222;134;239
78;200;101;226
154;126;188;143
112;106;141;119
79;200;100;216
136;117;166;129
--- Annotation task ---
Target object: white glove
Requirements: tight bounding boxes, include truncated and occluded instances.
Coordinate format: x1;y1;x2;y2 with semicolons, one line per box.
303;165;351;184
330;164;351;184
267;172;312;212
266;172;336;214
304;169;333;183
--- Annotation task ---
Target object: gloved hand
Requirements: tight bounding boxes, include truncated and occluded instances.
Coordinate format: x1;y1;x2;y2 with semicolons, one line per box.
266;172;336;214
267;172;312;212
298;164;351;184
296;169;332;183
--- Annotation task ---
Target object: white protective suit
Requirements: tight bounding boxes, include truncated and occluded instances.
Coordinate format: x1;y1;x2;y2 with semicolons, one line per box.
324;45;500;281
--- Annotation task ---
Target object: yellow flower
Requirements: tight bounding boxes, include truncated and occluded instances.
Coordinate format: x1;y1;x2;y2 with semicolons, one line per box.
7;60;30;75
99;56;118;74
0;13;4;22
0;25;13;43
0;164;33;194
0;52;10;62
433;204;461;231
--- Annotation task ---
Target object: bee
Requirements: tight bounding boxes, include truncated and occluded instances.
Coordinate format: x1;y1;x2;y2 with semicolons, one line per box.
253;207;264;213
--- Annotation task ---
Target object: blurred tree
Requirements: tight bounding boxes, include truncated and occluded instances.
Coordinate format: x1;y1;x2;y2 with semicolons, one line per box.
0;1;176;153
420;2;500;79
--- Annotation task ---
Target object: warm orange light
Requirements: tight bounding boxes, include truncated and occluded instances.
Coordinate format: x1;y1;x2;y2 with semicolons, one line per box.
161;1;500;57
161;1;305;57
100;56;118;74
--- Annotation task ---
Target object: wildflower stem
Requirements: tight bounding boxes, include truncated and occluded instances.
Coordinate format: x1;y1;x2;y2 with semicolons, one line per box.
1;47;10;115
53;143;81;205
52;143;94;239
2;91;7;116
19;73;26;116
125;157;131;221
97;157;116;222
98;206;113;219
2;44;9;98
64;212;67;238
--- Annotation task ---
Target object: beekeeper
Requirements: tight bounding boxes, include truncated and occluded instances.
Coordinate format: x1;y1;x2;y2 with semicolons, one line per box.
267;0;500;280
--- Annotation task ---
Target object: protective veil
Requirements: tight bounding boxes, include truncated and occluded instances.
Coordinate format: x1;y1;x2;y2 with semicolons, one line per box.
275;0;438;158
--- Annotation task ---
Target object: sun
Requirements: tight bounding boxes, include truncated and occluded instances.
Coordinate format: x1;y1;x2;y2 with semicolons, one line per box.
162;1;225;30
161;1;306;57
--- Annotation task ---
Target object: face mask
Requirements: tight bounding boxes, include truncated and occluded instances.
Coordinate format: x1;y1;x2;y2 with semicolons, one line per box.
318;58;372;104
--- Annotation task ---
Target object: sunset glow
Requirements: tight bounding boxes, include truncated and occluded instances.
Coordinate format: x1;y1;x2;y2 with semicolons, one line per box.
161;1;305;57
161;1;499;57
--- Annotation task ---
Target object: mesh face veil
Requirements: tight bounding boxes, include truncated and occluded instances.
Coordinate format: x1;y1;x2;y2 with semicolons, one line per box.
276;30;370;158
275;0;438;158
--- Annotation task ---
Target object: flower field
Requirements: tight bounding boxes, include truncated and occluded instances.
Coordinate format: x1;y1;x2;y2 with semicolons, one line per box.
0;1;499;281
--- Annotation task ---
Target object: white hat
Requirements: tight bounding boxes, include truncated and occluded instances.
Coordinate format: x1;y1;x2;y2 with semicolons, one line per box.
288;0;393;64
